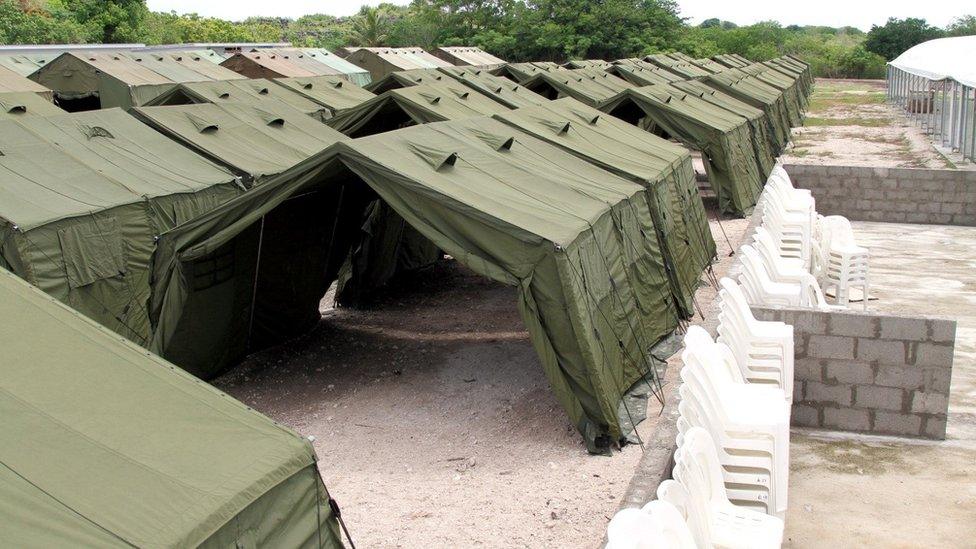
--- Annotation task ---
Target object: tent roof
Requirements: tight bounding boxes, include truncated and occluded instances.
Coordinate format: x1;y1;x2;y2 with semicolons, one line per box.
436;46;506;67
0;92;64;120
671;79;764;121
440;66;549;109
254;49;348;76
144;78;330;120
272;74;375;111
152;51;245;80
0;64;50;93
0;108;239;230
493;97;689;182
493;61;561;82
365;68;450;93
523;67;632;106
890;35;976;87
607;62;684;86
350;47;452;71
119;52;222;83
644;54;711;79
0;53;58;76
271;48;371;77
132;101;347;181
0;267;317;548
41;52;174;86
327;82;510;136
220;51;320;78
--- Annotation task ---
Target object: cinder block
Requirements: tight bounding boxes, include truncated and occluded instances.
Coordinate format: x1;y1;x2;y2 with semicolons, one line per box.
857;338;907;365
914;342;954;368
880;317;928;341
823;407;870;431
854;385;904;411
787;310;828;335
805;381;852;406
922;416;948;439
825;360;874;384
875;364;924;389
922;366;952;393
874;411;922;436
941;202;963;215
807;335;855;360
929;320;956;343
794;358;823;382
791;404;819;427
911;392;949;415
829;313;877;338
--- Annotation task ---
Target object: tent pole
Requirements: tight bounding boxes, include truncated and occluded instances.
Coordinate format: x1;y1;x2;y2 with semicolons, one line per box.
246;215;266;352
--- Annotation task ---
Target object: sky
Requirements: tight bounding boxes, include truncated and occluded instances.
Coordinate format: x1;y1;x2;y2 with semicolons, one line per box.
145;0;972;30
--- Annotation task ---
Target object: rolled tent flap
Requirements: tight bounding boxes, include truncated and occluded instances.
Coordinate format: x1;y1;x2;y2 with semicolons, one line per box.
148;118;680;452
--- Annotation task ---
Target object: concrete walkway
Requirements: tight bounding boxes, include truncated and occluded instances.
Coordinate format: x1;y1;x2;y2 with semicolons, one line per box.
785;222;976;547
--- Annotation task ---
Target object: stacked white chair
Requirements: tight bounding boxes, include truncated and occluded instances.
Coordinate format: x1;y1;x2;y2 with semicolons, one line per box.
814;215;870;310
678;328;791;518
737;245;835;309
747;232;839;310
716;278;794;399
672;427;785;548
606;501;697;549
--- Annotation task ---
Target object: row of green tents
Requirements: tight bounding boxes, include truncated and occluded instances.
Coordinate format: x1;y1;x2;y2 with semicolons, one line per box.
1;51;810;546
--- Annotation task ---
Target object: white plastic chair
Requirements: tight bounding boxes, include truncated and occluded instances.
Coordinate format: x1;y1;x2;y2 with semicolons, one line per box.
605;501;697;549
738;245;837;309
679;349;790;517
750;230;839;310
814;215;869;310
673;427;785;548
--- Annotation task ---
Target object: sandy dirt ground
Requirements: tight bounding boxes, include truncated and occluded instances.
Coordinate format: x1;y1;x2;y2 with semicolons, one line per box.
780;79;956;169
213;204;749;548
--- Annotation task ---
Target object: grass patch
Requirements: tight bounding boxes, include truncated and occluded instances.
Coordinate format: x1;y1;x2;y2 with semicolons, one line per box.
804;116;893;128
808;93;886;112
791;148;810;157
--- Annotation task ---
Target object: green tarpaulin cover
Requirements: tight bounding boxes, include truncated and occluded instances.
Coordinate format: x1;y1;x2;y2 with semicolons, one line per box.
493;97;716;316
148;118;680;452
132;100;348;185
272;75;376;113
491;61;561;83
0;91;63;119
143;78;332;121
702;68;794;151
0;108;242;346
601;84;764;215
522;67;633;106
30;52;176;109
607;62;685;87
0;267;342;548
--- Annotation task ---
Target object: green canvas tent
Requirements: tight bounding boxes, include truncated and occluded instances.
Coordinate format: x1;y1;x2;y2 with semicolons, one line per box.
0;267;343;548
0;108;243;346
644;54;711;79
434;46;507;68
765;58;812;99
343;47;452;81
366;67;549;110
272;75;376;114
0;52;58;76
147;118;680;452
563;59;614;69
606;61;685;87
438;66;550;109
671;79;777;177
0;91;65;119
664;52;725;75
327;82;510;137
738;64;805;125
132;101;348;185
712;54;750;69
491;61;561;83
30;52;176;109
273;48;373;87
142;78;332;121
0;64;53;99
131;51;246;81
702;69;793;152
600;84;764;215
365;68;450;93
493;97;716;316
521;67;633;107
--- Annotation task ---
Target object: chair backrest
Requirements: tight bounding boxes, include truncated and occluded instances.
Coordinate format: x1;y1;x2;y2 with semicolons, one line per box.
737;245;783;304
673;427;731;546
605;501;696;549
770;164;792;187
753;226;788;265
718;277;758;324
683;326;745;384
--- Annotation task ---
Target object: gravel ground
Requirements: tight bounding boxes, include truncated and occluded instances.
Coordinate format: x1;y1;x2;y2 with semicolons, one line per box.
213;202;750;548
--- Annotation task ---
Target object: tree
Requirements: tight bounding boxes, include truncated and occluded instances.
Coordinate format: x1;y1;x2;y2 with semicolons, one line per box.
945;15;976;37
864;17;944;61
61;0;150;43
0;0;90;43
349;6;390;46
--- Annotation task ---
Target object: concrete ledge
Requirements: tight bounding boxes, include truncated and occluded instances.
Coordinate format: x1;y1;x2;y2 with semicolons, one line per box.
783;164;976;226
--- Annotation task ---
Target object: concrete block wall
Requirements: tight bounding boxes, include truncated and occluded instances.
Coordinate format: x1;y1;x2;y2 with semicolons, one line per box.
783;164;976;226
752;306;955;439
